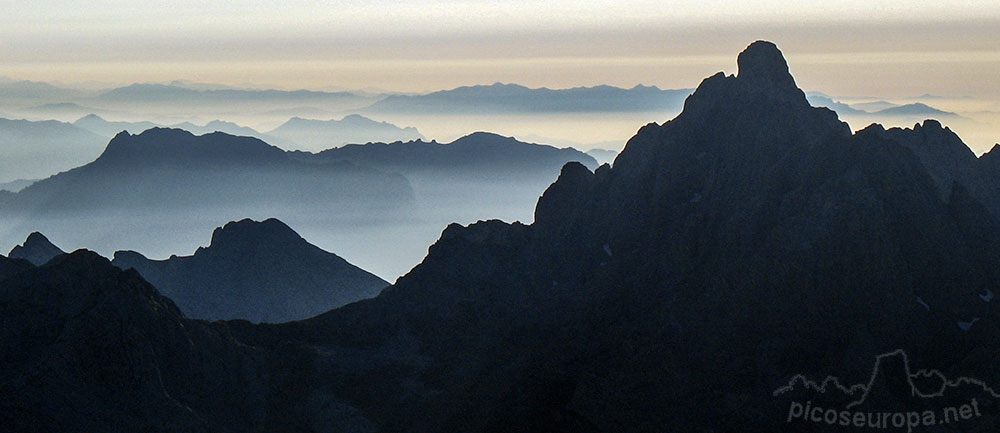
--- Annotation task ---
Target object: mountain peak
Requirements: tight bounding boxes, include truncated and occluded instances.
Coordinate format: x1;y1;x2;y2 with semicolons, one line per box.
8;232;66;266
111;218;389;322
208;218;302;252
95;127;285;167
78;113;104;122
737;40;797;92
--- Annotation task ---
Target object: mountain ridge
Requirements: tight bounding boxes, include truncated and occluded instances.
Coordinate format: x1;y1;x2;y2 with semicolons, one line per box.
367;82;693;114
112;218;389;323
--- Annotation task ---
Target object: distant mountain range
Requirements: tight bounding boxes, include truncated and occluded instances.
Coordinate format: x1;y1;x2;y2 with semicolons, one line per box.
851;100;900;112
0;179;35;193
807;92;959;118
0;118;108;181
95;83;367;106
367;82;693;114
0;79;87;102
112;219;388;323
585;148;618;165
73;113;423;152
73;113;274;142
314;131;596;176
265;114;423;151
877;102;956;117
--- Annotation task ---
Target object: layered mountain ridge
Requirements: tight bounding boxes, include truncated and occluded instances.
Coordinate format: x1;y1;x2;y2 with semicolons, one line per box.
4;127;415;214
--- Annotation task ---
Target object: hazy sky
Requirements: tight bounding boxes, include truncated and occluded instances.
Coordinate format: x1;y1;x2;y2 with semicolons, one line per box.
2;1;1000;97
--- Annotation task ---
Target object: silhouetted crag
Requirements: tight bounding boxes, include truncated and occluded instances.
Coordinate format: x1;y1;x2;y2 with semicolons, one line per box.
861;121;1000;220
8;232;65;265
3;41;1000;432
112;218;388;323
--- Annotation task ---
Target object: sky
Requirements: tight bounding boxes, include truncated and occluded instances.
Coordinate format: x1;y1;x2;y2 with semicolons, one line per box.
2;0;1000;97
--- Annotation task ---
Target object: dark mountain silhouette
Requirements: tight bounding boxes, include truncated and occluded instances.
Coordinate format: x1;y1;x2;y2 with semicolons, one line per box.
112;218;389;323
982;144;1000;171
8;232;65;266
267;114;423;151
0;118;108;181
0;254;32;280
0;251;279;432
3;41;1000;432
367;82;692;114
863;120;1000;219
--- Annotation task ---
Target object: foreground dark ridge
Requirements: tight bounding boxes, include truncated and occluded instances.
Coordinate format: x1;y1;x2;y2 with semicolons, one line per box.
3;41;1000;432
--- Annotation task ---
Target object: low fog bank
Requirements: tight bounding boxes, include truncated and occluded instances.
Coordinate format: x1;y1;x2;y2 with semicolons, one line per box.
0;177;552;280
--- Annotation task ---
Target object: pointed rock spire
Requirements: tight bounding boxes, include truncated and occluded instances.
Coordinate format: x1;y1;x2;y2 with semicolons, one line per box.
737;40;797;91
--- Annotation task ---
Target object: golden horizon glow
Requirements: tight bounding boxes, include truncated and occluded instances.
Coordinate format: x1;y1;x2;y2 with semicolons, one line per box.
1;1;998;98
